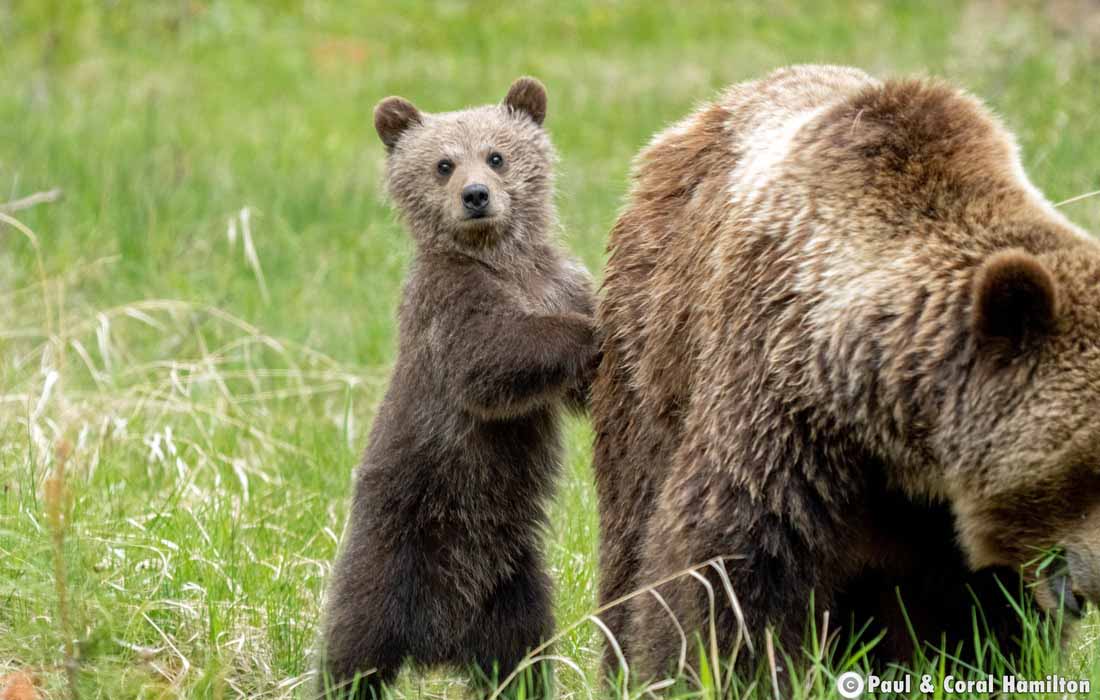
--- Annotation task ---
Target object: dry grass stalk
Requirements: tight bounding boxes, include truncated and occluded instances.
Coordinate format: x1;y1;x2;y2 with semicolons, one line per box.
488;556;747;700
46;439;79;700
0;188;62;214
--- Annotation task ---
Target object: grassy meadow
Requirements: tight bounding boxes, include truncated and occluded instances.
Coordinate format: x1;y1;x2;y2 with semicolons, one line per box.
2;1;1100;698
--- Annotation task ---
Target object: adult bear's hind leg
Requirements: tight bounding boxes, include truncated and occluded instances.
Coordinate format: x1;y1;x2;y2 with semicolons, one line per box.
592;348;682;674
626;478;844;686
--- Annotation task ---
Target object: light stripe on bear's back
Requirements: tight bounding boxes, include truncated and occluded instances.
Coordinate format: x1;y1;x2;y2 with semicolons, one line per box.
727;103;833;208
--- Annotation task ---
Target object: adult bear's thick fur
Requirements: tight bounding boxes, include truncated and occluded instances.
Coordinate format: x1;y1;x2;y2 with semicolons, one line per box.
592;65;1100;678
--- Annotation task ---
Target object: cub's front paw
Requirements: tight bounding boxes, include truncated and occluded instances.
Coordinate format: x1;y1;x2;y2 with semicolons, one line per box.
565;313;603;396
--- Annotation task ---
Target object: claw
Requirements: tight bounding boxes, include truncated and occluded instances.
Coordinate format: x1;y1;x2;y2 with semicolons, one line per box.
1049;573;1084;619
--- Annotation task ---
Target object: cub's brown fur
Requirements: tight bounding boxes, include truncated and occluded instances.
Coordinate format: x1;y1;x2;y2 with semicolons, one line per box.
593;65;1100;678
318;78;597;699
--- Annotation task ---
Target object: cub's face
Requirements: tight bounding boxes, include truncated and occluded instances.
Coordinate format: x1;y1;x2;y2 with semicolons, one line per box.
373;78;554;250
947;246;1100;621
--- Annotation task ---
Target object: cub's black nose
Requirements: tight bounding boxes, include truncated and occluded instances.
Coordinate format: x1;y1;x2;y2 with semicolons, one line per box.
462;183;491;215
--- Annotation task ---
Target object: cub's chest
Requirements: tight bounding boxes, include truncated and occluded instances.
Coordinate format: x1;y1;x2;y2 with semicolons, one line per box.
501;262;582;316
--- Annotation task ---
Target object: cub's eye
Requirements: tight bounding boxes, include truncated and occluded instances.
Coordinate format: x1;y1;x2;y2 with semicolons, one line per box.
437;159;454;176
487;152;504;169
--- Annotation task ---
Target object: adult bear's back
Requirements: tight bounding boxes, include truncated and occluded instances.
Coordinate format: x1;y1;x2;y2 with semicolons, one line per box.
592;65;877;660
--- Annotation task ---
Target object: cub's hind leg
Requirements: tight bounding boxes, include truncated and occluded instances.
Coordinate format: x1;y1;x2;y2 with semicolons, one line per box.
317;601;403;700
318;510;410;698
462;551;555;699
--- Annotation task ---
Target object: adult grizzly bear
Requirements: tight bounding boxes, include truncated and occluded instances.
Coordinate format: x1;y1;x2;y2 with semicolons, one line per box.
592;65;1100;678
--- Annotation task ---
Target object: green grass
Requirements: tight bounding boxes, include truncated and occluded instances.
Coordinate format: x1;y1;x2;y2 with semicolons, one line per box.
1;1;1100;698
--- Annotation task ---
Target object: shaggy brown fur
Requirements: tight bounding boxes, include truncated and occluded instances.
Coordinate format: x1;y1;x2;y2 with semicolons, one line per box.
318;78;598;699
592;65;1100;679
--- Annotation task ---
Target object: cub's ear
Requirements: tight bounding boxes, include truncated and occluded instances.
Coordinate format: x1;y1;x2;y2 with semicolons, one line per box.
503;77;547;126
972;249;1058;349
374;96;422;151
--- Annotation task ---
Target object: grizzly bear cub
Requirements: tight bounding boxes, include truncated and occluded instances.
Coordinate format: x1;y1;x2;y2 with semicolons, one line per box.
317;78;598;700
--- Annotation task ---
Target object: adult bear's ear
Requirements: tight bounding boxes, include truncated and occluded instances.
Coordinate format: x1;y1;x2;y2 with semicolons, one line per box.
374;96;422;151
503;77;547;126
971;249;1059;351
